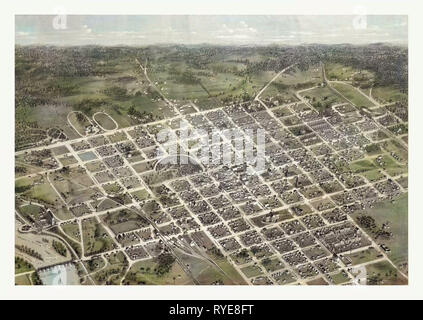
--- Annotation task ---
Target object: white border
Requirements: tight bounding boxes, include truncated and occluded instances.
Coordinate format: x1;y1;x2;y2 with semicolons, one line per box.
2;0;423;300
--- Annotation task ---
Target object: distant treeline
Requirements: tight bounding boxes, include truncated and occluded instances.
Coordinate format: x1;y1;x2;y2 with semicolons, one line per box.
15;43;408;102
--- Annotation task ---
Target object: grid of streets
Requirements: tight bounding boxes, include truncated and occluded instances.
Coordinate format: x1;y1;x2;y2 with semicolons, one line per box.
15;63;408;285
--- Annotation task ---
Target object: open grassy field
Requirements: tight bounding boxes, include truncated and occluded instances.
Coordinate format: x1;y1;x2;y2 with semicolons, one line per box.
325;63;375;87
261;66;322;103
123;258;194;285
351;193;408;272
15;257;34;274
101;209;149;234
380;139;408;162
19;204;44;222
329;270;351;285
331;82;374;108
48;226;83;259
301;86;346;113
51;206;74;220
16;176;62;206
371;86;408;104
365;260;408;285
84;256;106;274
325;63;360;81
68;111;92;136
373;154;407;178
16;103;80;150
130;189;151;201
261;257;284;273
93;251;128;285
148;57;279;110
241;265;264;278
49;167;96;204
15;155;51;177
341;247;382;266
307;277;329;285
179;251;247;285
82;217;115;256
93;112;118;130
206;250;247;285
349;159;377;174
15;273;33;285
61;222;81;243
58;154;78;166
149;65;209;101
360;170;386;182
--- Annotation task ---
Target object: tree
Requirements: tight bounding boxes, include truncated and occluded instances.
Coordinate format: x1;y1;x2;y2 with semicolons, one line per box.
76;113;85;122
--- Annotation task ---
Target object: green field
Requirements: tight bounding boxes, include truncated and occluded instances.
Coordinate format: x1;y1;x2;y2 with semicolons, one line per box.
15;257;34;274
366;261;408;285
261;257;284;273
52;206;75;220
123;258;194;285
349;159;377;174
19;204;44;222
352;193;408;272
331;82;374;108
241;265;264;278
16;176;61;206
373;154;407;178
371;86;408;104
329;270;351;285
84;256;106;274
360;170;386;182
341;247;381;266
130;189;151;201
58;154;78;166
93;251;128;285
307;277;329;286
101;209;149;234
49;226;83;259
326;63;363;81
68;111;91;136
61;222;81;242
261;66;322;103
15;273;33;285
206;250;247;285
93;112;118;130
82;218;115;256
301;86;345;113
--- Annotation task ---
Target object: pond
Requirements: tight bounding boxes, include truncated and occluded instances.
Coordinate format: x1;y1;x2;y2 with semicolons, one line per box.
78;151;98;162
38;263;80;285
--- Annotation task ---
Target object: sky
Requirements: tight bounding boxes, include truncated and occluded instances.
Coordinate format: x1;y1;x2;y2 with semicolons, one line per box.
15;15;408;46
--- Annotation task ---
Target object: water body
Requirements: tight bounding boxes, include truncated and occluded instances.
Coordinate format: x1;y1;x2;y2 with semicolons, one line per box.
78;151;98;162
39;263;80;285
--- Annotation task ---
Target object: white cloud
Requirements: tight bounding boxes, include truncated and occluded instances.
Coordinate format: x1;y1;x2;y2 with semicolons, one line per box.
221;24;234;34
216;34;251;40
16;31;30;37
14;15;408;46
82;24;92;34
215;21;258;41
290;31;315;36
